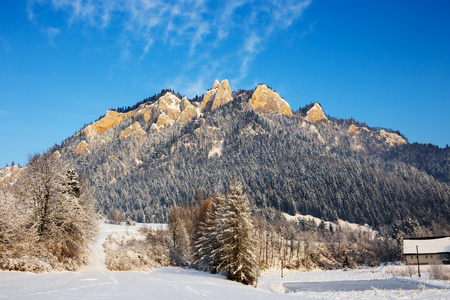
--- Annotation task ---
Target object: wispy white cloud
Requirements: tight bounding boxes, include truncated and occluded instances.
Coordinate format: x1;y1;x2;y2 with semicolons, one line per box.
46;26;60;45
27;0;312;92
299;22;316;38
238;32;263;81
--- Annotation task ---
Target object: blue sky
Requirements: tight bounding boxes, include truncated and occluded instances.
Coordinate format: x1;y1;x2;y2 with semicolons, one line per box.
1;0;449;167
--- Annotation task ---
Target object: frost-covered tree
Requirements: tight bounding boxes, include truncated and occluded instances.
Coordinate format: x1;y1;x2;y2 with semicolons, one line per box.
0;189;35;258
10;153;98;270
20;154;64;239
192;193;224;272
168;205;190;266
191;197;213;270
212;178;257;285
53;169;97;263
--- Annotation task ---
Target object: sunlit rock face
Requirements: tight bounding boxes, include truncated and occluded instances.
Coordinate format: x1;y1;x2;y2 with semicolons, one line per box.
74;140;90;155
119;122;146;139
249;84;292;115
305;103;327;123
79;92;199;145
176;105;198;124
201;79;233;113
82;110;128;137
379;130;407;146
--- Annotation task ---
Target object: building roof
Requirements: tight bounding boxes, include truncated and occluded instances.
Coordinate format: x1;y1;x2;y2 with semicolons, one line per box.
403;236;450;254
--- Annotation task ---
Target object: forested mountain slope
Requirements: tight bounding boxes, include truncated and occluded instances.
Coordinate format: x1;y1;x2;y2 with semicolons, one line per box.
39;81;450;229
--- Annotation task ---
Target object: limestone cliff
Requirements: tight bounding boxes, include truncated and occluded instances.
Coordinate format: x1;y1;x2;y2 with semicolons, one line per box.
201;79;233;112
79;91;198;147
150;123;161;133
211;80;233;111
249;84;292;115
349;125;370;134
212;79;220;89
155;93;184;120
180;96;190;111
379;130;407;146
176;105;198;124
119;122;146;139
156;111;174;127
82;110;128;136
132;92;198;127
201;90;215;112
74;140;90;155
305;103;327;124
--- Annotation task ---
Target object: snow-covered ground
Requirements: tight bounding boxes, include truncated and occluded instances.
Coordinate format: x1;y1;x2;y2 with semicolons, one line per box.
0;223;449;300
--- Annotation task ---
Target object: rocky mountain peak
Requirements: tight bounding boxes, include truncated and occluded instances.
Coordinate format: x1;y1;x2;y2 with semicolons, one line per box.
212;79;220;89
180;96;190;111
201;79;233;112
249;84;292;115
75;91;199;155
305;103;327;124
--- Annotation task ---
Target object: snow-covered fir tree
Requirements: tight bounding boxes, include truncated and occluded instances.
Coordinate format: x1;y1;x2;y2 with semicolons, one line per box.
191;192;226;272
212;178;257;285
191;197;214;271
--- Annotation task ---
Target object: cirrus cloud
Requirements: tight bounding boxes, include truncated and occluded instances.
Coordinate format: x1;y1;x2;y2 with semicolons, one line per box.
27;0;312;96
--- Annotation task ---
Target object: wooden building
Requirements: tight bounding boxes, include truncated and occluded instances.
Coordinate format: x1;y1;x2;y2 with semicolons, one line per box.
403;236;450;265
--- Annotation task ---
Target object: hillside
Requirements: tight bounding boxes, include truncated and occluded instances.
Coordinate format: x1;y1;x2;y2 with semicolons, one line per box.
10;80;449;229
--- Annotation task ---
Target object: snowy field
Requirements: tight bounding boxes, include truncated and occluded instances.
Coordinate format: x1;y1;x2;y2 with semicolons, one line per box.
1;223;449;300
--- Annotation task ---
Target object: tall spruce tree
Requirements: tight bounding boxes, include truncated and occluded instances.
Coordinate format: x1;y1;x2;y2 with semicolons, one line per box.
191;197;214;271
212;178;257;285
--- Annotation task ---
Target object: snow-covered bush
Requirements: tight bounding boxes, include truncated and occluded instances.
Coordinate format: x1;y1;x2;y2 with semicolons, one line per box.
429;260;450;280
104;227;170;271
386;265;416;277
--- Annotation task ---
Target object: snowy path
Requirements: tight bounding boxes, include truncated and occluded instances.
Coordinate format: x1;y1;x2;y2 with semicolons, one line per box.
1;223;449;299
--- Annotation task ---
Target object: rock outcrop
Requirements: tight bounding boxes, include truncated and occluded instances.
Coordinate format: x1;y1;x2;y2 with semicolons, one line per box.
132;92;198;128
79;92;199;145
119;122;146;139
180;96;190;111
212;79;220;89
135;105;153;123
150;123;160;133
0;165;24;187
379;130;407;146
155;93;184;120
249;84;292;115
201;79;233;112
176;105;198;124
211;80;233;111
74;140;90;155
305;103;327;124
82;110;128;136
51;150;61;160
349;125;369;134
156;111;174;127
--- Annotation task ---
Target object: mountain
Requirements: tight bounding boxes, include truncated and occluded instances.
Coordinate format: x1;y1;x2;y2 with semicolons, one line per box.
5;80;449;229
